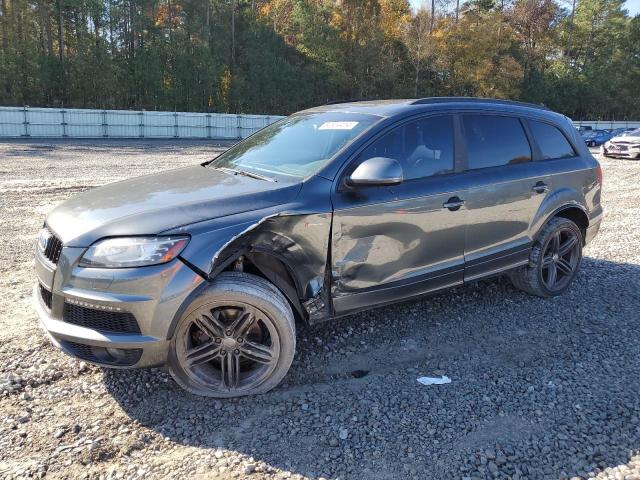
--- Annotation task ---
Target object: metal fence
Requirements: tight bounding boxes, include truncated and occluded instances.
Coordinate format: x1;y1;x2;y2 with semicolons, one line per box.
0;106;284;139
0;106;638;139
572;120;640;130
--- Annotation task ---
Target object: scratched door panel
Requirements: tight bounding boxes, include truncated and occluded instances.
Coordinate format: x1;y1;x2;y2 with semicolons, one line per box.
330;114;468;314
330;174;468;315
333;191;466;291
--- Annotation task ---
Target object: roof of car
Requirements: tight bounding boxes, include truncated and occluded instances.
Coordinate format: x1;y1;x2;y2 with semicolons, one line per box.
303;97;558;119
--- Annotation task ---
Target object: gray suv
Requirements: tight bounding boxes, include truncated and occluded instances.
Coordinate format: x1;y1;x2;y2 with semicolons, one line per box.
33;98;603;397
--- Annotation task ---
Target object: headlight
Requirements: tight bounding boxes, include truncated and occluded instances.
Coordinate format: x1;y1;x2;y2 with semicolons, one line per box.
36;227;52;253
630;144;640;150
79;236;189;268
603;141;610;148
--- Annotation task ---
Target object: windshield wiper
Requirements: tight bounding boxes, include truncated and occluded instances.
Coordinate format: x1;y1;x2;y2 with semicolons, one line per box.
215;167;276;182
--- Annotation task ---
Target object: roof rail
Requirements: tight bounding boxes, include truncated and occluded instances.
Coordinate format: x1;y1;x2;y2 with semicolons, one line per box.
410;97;551;111
324;98;367;105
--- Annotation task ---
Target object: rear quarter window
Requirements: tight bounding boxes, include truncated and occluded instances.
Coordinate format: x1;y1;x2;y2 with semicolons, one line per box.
463;115;532;169
528;120;577;160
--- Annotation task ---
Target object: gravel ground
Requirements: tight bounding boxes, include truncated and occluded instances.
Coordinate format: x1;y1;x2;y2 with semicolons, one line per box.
1;139;639;480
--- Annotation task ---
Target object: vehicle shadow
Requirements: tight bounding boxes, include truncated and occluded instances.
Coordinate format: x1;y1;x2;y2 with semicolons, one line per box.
103;256;640;479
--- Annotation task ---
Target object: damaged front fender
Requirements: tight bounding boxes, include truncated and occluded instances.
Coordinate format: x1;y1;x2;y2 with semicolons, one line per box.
164;176;334;323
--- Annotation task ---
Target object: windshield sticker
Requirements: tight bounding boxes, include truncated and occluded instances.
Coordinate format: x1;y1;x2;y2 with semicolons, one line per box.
318;121;359;130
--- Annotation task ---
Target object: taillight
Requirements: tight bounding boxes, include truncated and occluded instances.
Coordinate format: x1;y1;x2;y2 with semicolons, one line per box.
596;162;603;186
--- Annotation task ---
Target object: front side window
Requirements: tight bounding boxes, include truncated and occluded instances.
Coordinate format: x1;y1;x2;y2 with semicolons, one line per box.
211;112;381;180
463;115;531;169
359;116;455;180
529;120;576;160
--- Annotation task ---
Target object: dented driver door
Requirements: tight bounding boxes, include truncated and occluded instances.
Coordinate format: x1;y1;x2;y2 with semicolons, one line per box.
330;114;468;315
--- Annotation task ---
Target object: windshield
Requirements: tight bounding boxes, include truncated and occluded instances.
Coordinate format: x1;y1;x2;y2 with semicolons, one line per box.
626;128;640;136
210;112;381;180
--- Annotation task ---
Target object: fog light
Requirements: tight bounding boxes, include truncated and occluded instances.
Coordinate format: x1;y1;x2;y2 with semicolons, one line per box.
106;347;127;361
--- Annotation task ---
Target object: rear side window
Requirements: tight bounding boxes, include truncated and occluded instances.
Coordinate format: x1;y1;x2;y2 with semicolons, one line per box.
463;115;531;169
359;115;454;180
529;120;576;160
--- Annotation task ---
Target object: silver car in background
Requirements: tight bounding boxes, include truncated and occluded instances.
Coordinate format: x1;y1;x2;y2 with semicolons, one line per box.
602;128;640;159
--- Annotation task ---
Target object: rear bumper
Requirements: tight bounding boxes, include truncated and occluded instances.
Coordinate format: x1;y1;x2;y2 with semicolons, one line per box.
585;211;603;245
33;245;206;369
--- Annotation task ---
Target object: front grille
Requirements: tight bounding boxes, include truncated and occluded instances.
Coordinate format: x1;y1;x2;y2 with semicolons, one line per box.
63;303;141;334
39;284;52;309
60;340;142;366
43;228;63;264
610;142;631;150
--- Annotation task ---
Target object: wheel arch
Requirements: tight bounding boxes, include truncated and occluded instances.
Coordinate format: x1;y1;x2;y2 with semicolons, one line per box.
212;248;307;323
168;250;306;342
533;203;589;245
553;206;589;244
530;186;590;244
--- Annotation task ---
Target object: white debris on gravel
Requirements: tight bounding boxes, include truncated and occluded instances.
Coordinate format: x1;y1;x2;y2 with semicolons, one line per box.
417;375;452;386
0;141;639;480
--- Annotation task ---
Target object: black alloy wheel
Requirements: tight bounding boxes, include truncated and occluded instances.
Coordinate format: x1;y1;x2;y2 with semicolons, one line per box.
176;302;280;391
509;217;583;298
169;272;296;398
540;226;581;293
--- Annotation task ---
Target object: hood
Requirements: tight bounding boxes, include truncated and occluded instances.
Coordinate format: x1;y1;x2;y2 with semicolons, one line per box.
610;135;640;143
46;166;302;246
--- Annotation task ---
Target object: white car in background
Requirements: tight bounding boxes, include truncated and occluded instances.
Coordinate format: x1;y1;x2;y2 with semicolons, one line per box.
601;128;640;159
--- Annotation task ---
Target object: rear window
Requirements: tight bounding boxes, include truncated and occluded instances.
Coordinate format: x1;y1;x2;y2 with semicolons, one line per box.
463;115;532;169
529;121;576;160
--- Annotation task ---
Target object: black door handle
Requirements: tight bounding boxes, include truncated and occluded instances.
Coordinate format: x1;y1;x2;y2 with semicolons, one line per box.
532;181;549;194
443;197;465;211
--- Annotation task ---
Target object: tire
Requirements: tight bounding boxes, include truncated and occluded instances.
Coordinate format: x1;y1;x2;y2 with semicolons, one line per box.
168;272;296;398
509;217;583;298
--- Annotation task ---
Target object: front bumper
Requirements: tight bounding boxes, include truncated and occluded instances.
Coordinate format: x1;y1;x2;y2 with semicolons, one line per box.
602;146;640;158
33;244;205;368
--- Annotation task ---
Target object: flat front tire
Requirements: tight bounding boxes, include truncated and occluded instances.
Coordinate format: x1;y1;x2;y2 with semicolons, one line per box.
510;217;583;298
169;272;296;398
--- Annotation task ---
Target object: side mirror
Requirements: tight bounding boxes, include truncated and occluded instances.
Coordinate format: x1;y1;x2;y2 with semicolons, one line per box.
346;157;403;187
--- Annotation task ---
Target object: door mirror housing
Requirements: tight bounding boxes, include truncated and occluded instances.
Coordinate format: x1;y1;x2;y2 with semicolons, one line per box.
346;157;403;187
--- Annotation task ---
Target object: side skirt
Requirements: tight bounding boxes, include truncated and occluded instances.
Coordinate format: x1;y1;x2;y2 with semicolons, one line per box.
331;268;463;319
464;245;531;282
314;246;533;324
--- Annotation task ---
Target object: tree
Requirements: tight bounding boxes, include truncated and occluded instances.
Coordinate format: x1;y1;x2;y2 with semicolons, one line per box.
0;0;637;118
507;0;559;74
433;10;524;98
404;7;432;96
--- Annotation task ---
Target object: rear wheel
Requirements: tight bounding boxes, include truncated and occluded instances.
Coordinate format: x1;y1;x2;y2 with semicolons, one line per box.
510;217;583;298
169;272;296;397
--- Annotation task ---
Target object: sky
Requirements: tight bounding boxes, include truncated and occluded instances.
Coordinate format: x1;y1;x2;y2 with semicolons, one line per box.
408;0;640;16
